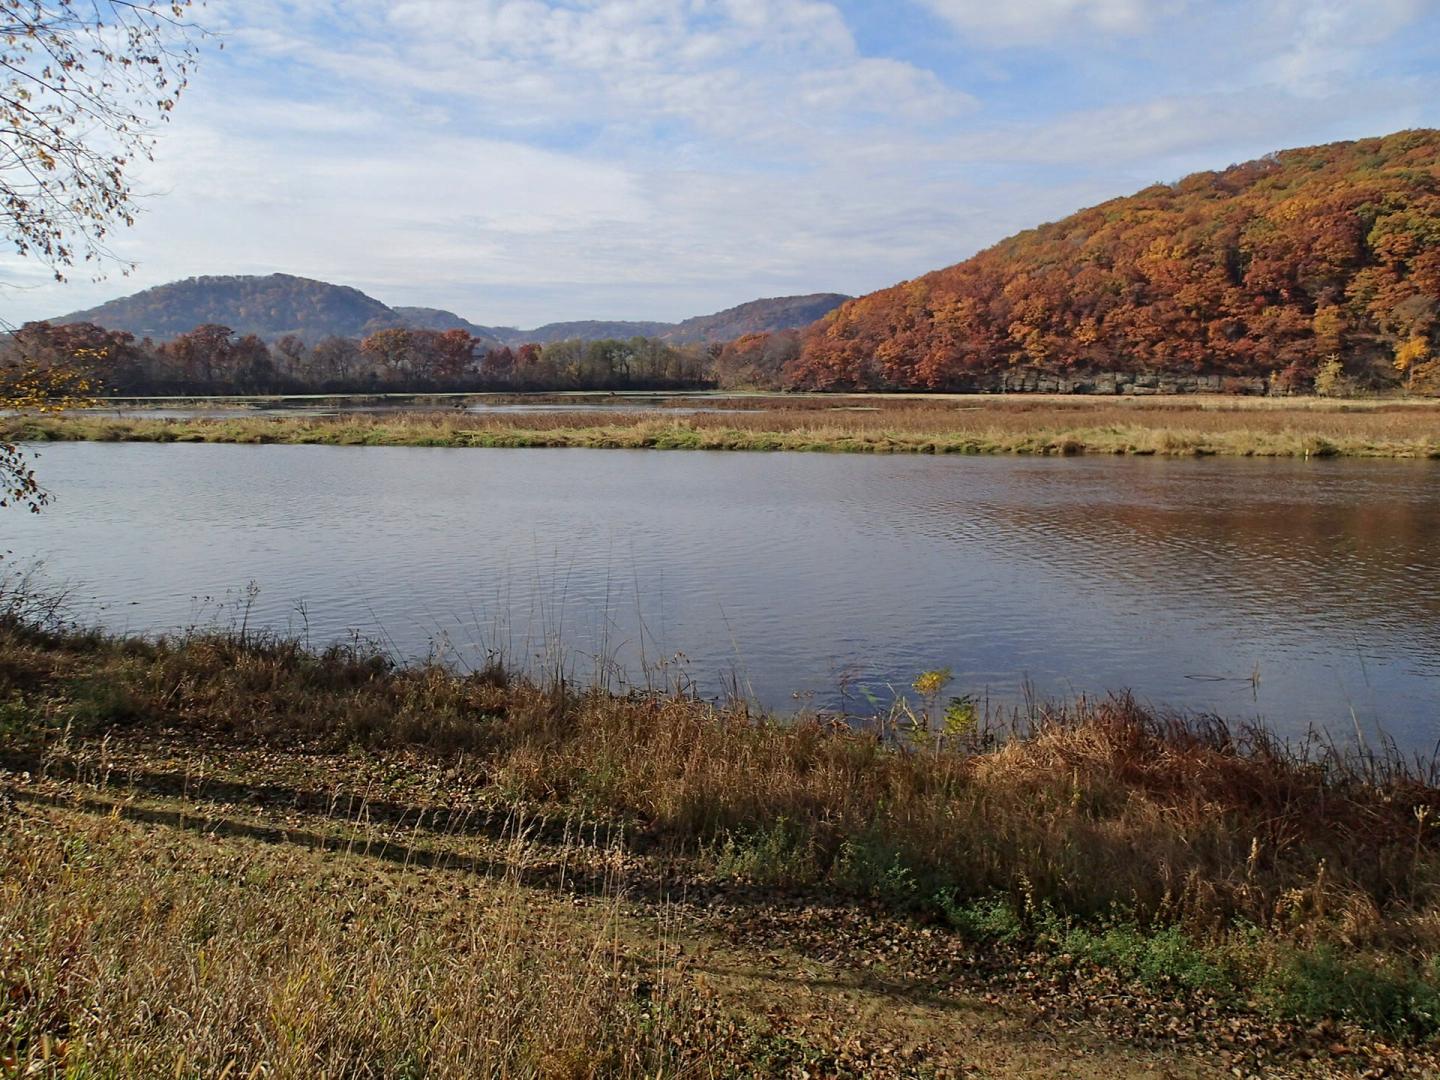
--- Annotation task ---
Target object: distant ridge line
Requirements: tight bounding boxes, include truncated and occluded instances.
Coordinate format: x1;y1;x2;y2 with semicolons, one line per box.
52;273;851;346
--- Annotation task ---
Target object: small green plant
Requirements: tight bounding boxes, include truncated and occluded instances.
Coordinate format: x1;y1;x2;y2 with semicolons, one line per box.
937;893;1026;945
711;818;819;886
940;894;1237;997
911;668;951;701
1060;922;1234;996
735;1029;832;1075
65;677;145;730
833;832;921;903
1263;945;1440;1038
0;693;45;736
906;668;953;743
942;694;979;739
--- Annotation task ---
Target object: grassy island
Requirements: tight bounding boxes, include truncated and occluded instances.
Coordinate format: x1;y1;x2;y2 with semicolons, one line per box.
5;601;1440;1076
4;393;1440;459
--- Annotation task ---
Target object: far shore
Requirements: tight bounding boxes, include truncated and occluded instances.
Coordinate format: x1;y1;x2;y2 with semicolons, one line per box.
5;392;1440;458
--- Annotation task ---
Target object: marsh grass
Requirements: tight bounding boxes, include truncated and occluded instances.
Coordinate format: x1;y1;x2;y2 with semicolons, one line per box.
7;616;1440;942
0;805;711;1078
5;393;1440;457
8;565;1440;1044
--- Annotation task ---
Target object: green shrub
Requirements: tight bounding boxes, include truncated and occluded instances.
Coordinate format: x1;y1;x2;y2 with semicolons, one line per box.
833;833;919;903
0;693;46;736
65;677;146;730
1060;923;1235;996
710;818;819;886
1264;945;1440;1038
938;894;1026;946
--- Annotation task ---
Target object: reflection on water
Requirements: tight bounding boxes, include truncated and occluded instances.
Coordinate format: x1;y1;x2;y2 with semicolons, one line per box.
2;444;1437;751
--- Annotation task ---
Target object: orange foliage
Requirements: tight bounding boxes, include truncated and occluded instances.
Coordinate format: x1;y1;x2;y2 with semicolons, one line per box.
789;131;1440;392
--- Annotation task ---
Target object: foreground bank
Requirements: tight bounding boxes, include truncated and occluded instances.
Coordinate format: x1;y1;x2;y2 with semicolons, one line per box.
6;394;1440;457
3;612;1440;1076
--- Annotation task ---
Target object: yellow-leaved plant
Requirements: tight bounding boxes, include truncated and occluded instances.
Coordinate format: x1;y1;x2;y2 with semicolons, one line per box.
1;352;97;511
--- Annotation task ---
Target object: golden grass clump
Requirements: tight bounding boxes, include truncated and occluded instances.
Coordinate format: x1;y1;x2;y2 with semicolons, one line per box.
0;804;696;1078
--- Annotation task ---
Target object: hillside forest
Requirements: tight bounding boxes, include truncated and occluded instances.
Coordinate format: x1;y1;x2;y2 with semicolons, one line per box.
789;131;1440;394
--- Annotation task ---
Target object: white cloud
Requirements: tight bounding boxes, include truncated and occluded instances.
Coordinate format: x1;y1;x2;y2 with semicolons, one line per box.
1262;0;1430;92
0;0;1435;328
0;0;984;324
935;87;1430;168
915;0;1179;42
218;0;968;152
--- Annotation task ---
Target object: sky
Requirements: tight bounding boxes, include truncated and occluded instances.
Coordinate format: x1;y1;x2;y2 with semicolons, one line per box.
3;0;1439;328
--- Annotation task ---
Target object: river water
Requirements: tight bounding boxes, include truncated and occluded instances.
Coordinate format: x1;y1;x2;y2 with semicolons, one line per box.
3;443;1437;751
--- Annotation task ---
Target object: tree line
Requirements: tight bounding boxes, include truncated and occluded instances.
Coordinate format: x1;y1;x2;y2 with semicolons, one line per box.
2;322;804;395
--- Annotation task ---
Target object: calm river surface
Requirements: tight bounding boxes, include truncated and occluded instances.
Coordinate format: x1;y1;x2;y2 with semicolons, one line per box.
4;443;1438;751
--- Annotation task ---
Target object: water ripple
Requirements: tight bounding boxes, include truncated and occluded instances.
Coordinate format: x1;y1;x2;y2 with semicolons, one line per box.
3;444;1438;750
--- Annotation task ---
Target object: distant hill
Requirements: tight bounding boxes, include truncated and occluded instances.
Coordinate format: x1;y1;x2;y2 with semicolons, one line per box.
789;130;1440;392
664;294;849;345
58;274;397;343
512;320;672;345
389;307;505;348
55;277;848;347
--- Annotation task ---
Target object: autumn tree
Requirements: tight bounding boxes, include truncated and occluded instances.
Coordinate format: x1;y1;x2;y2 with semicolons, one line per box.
158;323;234;387
479;345;515;382
0;350;91;509
429;328;477;384
360;328;434;384
310;335;365;386
1;1;204;508
6;320;141;376
272;334;309;379
713;329;800;389
228;332;276;393
1394;335;1440;393
1;0;203;280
